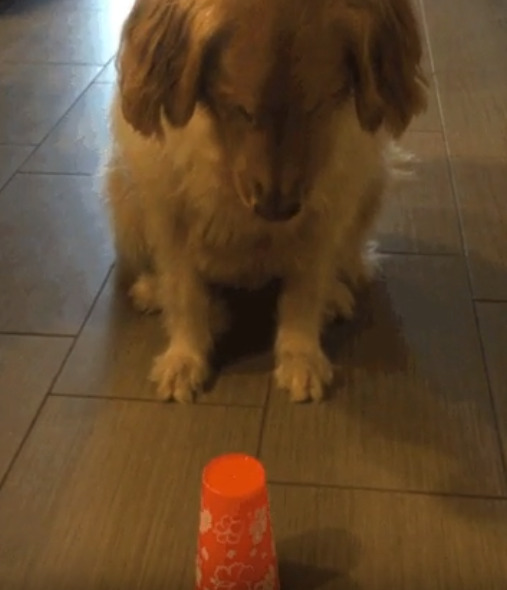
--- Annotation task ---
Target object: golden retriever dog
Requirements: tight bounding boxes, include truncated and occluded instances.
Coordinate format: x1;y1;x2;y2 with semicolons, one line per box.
104;0;427;403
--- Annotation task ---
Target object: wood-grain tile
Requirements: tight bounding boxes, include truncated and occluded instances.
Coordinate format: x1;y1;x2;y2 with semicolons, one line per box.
424;0;507;72
54;276;272;406
96;58;116;83
451;157;507;300
0;7;124;65
0;174;113;334
0;64;99;144
377;132;461;254
477;303;507;465
22;83;114;175
0;397;261;590
271;484;507;590
409;8;438;132
409;75;440;132
437;69;507;159
0;336;71;482
260;255;506;495
0;145;32;190
414;0;433;72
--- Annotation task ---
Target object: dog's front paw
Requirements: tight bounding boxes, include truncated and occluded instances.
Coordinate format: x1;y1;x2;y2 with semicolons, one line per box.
275;349;333;403
149;349;209;403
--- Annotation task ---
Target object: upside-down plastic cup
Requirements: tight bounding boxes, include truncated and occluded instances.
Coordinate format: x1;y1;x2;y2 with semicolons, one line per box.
195;453;280;590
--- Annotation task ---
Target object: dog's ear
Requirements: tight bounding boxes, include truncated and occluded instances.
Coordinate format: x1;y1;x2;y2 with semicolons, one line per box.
117;0;218;137
345;0;428;137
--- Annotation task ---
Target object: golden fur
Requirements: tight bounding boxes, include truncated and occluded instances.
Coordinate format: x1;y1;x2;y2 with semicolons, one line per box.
104;0;427;402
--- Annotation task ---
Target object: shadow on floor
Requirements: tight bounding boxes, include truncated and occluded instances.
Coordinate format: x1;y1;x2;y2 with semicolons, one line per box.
278;527;361;590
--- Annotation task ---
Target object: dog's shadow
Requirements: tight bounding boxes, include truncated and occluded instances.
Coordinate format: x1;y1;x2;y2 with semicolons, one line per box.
277;527;362;590
211;281;280;371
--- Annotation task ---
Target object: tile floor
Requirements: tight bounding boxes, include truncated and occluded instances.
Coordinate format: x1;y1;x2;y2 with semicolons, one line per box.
0;0;507;588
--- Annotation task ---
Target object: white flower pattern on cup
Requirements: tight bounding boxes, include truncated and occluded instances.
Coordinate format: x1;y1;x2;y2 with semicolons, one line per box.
249;507;268;545
253;565;277;590
208;563;277;590
213;515;243;545
200;508;213;534
196;555;203;588
210;562;254;590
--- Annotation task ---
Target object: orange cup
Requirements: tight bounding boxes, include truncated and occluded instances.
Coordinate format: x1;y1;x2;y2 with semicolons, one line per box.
195;453;280;590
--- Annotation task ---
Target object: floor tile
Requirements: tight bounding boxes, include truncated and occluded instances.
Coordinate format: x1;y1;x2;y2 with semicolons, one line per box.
0;174;113;334
22;83;114;175
0;0;55;47
96;58;116;83
451;157;507;300
476;303;507;464
424;0;507;72
409;75;441;133
53;0;134;13
0;336;71;482
0;396;261;590
437;68;507;159
413;0;433;72
377;132;461;254
0;0;132;12
54;275;272;406
0;63;99;144
270;484;507;590
0;8;124;65
0;145;32;190
260;255;505;495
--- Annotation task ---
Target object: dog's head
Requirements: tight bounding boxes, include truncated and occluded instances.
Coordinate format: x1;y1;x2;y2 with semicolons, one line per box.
118;0;427;222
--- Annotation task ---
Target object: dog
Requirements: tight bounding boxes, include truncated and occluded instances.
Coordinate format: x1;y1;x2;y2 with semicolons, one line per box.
104;0;427;403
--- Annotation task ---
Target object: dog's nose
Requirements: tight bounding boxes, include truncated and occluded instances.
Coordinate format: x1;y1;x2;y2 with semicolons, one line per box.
253;188;301;222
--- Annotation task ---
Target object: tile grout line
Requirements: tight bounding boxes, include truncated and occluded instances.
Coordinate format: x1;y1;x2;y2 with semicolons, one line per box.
0;142;38;147
418;0;507;484
471;310;507;482
268;479;507;502
254;375;274;458
0;265;114;493
0;145;36;193
473;299;507;304
0;331;77;338
49;391;265;410
5;59;112;183
17;171;94;178
0;60;111;66
0;54;116;191
417;0;437;75
377;250;462;258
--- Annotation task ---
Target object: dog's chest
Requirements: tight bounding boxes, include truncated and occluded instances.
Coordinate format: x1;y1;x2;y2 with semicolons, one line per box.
192;226;287;288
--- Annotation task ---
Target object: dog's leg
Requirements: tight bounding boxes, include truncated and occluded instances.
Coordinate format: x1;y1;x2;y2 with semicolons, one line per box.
275;266;333;403
323;239;379;324
149;265;218;403
325;181;382;323
128;272;161;314
103;158;148;287
339;180;383;289
322;277;356;324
